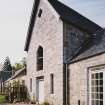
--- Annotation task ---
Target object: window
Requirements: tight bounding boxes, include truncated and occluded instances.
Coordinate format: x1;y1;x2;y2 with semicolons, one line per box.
90;71;104;105
30;78;32;92
50;74;54;94
37;46;43;70
38;9;42;17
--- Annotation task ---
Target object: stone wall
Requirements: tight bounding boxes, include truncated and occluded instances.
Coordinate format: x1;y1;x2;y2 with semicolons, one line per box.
69;53;105;105
26;0;63;105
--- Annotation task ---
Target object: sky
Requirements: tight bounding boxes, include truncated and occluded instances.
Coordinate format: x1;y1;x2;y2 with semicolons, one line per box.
0;0;105;65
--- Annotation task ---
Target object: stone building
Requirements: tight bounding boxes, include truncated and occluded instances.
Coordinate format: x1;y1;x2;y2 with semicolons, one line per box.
24;0;104;105
5;67;26;85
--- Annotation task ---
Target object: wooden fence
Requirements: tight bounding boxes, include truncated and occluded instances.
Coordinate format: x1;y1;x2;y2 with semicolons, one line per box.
0;80;28;102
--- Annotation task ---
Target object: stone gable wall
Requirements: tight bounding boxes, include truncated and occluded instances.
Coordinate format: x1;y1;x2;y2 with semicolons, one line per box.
26;0;63;105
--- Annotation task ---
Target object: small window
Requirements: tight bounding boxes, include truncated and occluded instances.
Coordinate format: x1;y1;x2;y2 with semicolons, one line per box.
30;78;32;92
38;9;42;17
50;74;54;94
37;46;43;70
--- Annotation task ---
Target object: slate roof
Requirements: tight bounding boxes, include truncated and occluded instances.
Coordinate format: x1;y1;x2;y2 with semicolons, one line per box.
48;0;102;33
24;0;102;51
70;30;105;63
6;67;26;82
12;67;26;79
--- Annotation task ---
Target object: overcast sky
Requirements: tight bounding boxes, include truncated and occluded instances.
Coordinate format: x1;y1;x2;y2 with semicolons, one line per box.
0;0;105;65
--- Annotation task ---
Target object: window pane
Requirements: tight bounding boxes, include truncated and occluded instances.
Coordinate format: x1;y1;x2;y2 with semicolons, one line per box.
100;93;103;99
100;73;103;79
91;80;95;86
100;80;103;85
100;87;103;92
96;80;98;86
96;100;99;105
92;74;95;79
91;100;94;105
37;46;43;70
95;73;98;79
100;101;103;105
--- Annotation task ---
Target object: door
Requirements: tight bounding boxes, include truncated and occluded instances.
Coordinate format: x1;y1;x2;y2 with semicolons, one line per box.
38;79;44;103
89;69;105;105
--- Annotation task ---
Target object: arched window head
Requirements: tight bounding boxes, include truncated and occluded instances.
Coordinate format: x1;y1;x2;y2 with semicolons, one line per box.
37;46;43;70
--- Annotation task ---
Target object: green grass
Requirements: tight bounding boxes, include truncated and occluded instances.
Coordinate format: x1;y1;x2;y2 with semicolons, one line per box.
0;95;6;103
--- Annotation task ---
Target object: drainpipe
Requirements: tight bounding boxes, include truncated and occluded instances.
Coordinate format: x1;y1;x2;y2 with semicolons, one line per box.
65;63;68;105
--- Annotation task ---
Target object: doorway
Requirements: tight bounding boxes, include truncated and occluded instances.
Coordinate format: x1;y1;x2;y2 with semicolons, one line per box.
36;77;44;103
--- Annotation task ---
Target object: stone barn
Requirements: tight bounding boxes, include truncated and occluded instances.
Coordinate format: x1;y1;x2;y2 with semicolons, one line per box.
24;0;104;105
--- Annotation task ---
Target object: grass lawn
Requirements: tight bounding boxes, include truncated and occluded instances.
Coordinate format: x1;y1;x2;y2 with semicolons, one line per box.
0;95;6;103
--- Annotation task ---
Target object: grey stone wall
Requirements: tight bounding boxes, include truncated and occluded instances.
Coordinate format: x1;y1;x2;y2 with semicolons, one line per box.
69;53;105;105
26;0;63;105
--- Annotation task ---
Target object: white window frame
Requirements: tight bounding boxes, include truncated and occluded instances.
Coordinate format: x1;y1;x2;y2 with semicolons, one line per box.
89;68;105;105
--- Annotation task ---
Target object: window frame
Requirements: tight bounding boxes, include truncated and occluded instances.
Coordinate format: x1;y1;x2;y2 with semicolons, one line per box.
89;69;105;105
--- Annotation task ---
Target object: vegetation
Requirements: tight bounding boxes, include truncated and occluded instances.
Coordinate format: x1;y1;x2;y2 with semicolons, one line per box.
6;80;27;103
12;63;24;71
2;56;12;71
0;56;12;84
0;57;27;103
0;95;7;103
12;57;26;72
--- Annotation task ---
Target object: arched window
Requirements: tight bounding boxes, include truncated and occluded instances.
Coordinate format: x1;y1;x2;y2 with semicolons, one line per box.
37;46;43;70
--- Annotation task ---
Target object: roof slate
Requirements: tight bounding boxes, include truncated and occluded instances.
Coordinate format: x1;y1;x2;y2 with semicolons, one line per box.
70;30;105;63
12;67;26;79
6;67;26;81
48;0;102;34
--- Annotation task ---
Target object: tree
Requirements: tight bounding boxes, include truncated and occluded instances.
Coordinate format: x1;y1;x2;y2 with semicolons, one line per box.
12;57;26;71
1;56;12;82
13;63;24;71
2;57;12;71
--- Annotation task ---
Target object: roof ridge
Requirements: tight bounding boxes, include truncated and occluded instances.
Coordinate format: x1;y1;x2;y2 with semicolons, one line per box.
24;0;103;51
48;0;102;29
